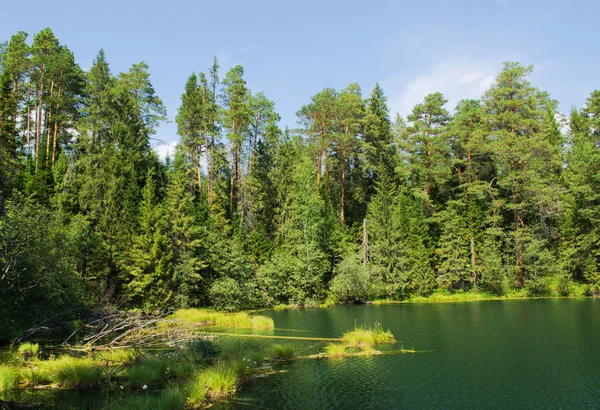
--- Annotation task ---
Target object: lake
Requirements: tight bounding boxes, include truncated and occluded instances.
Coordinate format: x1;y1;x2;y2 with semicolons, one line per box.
214;299;600;409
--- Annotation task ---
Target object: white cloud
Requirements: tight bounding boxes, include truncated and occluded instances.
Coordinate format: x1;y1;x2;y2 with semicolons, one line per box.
153;141;178;161
383;58;500;118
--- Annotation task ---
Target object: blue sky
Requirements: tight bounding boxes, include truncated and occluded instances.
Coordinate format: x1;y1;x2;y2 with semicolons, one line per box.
1;0;598;157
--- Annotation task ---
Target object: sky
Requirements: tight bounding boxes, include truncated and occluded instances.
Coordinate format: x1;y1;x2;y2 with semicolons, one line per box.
1;0;598;158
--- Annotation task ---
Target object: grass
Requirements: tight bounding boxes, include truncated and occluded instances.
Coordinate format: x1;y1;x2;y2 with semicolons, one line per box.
115;387;185;410
39;356;102;387
95;348;138;365
342;322;395;348
17;342;40;358
325;343;346;358
188;365;238;403
19;367;52;387
271;344;295;361
0;365;20;390
127;358;168;388
170;308;274;329
373;285;591;305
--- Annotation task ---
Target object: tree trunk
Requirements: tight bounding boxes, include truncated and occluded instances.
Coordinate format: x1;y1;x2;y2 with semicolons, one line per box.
52;86;61;167
26;84;31;155
46;80;54;165
470;232;477;284
363;218;368;265
514;210;524;287
340;164;345;225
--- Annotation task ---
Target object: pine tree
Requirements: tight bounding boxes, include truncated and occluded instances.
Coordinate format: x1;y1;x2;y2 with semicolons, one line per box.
482;62;561;286
402;92;451;211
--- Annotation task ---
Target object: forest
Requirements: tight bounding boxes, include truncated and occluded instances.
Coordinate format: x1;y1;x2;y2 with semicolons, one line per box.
1;28;600;341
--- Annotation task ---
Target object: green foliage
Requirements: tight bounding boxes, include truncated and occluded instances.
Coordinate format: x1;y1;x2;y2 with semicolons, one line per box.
329;253;370;303
0;25;596;338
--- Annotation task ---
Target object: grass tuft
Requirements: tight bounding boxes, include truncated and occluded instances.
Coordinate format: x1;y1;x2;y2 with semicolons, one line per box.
188;365;238;403
40;356;102;387
325;343;346;358
342;322;395;348
272;344;295;361
17;342;40;358
115;387;185;410
0;365;20;390
127;358;168;387
95;348;138;365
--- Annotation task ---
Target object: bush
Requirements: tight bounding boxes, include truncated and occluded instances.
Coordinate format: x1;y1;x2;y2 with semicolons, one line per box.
209;278;243;312
329;253;370;304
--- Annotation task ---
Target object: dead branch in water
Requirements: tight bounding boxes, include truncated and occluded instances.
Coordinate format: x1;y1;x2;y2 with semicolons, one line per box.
62;311;214;350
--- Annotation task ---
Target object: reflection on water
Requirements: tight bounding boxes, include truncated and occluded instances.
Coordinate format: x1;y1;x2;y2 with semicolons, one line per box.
3;299;600;409
214;299;600;409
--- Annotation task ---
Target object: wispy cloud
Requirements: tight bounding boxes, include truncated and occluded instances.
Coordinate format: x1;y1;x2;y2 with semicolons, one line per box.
383;58;501;118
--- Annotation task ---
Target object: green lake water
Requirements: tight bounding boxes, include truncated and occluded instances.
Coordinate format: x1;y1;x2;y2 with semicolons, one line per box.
214;299;600;409
3;299;600;409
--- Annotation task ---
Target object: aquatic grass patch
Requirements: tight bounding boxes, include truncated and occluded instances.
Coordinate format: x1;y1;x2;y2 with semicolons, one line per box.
271;344;295;361
170;308;274;329
17;342;40;358
95;348;138;365
0;365;20;390
342;322;395;348
325;343;347;358
115;387;185;410
19;366;53;387
188;365;238;403
39;356;102;387
127;358;169;388
169;361;196;380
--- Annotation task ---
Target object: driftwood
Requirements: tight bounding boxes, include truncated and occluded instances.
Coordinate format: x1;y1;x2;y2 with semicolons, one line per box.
61;311;213;350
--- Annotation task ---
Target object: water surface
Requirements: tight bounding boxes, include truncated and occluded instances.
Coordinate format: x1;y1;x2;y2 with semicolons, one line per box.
215;299;600;409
